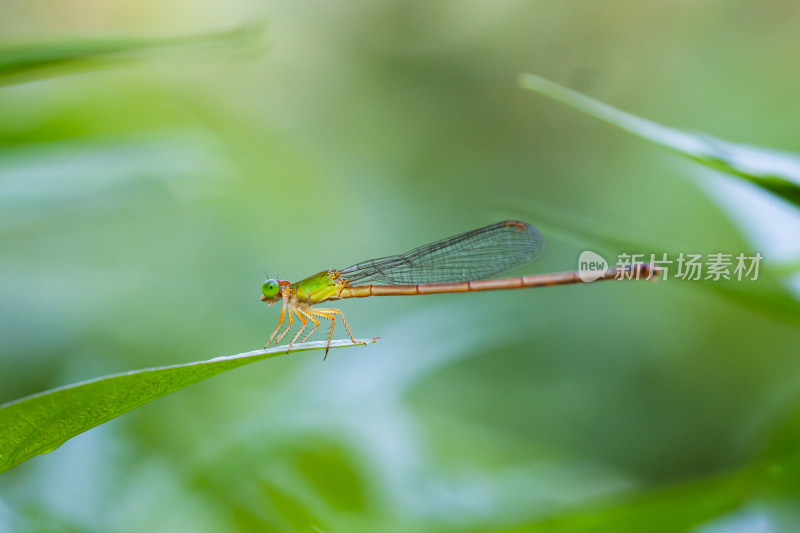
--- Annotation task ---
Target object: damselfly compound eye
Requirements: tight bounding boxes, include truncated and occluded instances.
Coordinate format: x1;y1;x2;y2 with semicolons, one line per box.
261;279;280;299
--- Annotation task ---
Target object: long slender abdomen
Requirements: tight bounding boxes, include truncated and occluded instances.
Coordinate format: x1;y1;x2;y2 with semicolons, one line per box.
336;264;658;299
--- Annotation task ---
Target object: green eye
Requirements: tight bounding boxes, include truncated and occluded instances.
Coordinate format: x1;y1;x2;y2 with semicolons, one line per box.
261;279;280;299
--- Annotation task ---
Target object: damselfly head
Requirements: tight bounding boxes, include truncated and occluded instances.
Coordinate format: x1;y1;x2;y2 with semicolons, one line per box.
261;278;280;302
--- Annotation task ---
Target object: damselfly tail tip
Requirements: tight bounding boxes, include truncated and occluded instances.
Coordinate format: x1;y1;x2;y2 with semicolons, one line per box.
630;263;661;281
646;264;663;281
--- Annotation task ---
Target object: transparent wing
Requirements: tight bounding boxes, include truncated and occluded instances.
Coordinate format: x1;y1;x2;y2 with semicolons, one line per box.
339;220;546;285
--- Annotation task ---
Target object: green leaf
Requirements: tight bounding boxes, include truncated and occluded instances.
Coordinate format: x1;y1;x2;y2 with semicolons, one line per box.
0;24;265;86
0;135;226;236
495;455;800;532
518;74;800;208
496;467;756;532
0;338;376;475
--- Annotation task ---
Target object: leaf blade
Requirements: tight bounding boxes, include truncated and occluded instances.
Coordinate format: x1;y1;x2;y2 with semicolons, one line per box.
0;24;265;86
0;338;376;474
517;73;800;208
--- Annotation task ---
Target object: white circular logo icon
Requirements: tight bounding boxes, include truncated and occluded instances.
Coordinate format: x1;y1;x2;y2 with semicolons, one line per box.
578;251;609;282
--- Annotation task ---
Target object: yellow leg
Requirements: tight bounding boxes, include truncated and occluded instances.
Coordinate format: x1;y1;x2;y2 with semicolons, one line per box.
305;307;355;360
266;300;287;348
299;310;321;343
305;309;335;360
322;308;355;342
288;308;309;351
274;305;294;344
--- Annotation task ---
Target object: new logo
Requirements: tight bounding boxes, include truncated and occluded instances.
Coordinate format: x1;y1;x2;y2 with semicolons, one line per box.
578;251;608;282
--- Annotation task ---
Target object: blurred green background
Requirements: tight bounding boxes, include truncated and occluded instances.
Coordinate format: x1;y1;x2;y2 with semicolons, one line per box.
3;1;800;531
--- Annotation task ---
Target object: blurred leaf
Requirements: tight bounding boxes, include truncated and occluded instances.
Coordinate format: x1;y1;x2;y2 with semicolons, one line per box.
770;258;800;277
0;338;376;475
492;462;797;532
518;74;800;208
0;24;266;86
508;474;747;532
0;134;226;235
290;442;369;513
504;77;800;323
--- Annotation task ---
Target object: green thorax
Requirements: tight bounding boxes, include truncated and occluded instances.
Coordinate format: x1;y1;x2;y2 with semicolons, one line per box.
293;270;345;305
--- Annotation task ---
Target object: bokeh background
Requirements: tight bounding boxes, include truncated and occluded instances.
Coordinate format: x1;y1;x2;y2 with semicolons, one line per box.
3;1;800;531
